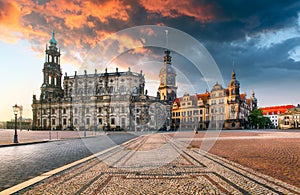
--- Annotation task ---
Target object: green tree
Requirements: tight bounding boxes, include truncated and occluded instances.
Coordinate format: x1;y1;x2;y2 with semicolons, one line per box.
249;109;263;129
249;109;274;129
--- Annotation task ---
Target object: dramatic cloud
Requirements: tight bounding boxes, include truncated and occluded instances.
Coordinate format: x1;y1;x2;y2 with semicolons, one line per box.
1;0;300;107
139;0;218;22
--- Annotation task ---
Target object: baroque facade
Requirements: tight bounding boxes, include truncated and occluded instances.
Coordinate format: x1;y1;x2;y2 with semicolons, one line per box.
32;33;176;131
278;105;300;129
172;71;257;130
260;105;294;128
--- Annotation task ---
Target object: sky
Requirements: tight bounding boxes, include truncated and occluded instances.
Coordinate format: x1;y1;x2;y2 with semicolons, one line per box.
0;0;300;121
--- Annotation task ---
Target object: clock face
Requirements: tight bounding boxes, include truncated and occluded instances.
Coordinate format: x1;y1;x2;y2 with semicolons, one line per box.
167;77;171;84
167;76;174;84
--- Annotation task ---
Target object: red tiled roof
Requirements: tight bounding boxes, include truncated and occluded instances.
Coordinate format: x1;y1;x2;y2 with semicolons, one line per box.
197;92;210;99
173;98;180;106
197;92;210;104
260;105;295;115
246;98;252;106
240;93;246;101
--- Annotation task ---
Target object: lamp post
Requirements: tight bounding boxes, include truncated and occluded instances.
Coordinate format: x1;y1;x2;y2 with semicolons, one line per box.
13;104;19;143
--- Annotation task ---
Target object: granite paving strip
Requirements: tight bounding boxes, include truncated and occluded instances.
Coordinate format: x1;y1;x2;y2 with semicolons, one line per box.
14;133;300;194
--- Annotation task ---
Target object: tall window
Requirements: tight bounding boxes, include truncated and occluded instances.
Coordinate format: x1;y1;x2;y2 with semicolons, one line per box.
109;86;114;93
120;86;126;93
121;118;126;127
98;118;102;125
43;119;47;127
111;118;115;125
86;118;90;125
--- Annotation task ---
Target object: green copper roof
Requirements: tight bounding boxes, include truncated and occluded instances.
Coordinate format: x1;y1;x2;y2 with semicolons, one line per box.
49;31;57;46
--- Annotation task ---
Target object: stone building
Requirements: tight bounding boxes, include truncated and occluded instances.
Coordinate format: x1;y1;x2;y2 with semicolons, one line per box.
172;71;257;130
32;33;176;131
260;105;294;128
278;105;300;129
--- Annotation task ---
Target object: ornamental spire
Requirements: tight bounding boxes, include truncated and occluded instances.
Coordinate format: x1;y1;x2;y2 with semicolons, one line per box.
49;30;57;47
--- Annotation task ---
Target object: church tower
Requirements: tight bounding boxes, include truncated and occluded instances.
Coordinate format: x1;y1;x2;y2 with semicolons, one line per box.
251;89;258;109
228;70;240;102
40;31;63;101
158;50;177;102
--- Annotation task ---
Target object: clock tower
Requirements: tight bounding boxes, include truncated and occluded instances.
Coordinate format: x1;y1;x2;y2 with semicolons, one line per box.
228;70;240;102
158;50;177;102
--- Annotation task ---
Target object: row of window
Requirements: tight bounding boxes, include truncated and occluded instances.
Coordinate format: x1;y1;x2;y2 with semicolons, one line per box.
172;110;204;117
181;102;191;107
178;115;225;123
72;86;140;95
211;92;224;97
211;107;225;114
266;111;281;115
41;106;130;115
211;99;225;105
38;117;125;126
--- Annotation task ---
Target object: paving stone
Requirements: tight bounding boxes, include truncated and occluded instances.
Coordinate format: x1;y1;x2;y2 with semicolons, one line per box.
20;132;300;195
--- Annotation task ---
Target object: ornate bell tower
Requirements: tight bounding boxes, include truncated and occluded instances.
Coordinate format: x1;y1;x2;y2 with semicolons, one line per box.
40;31;63;101
158;50;177;102
251;89;258;110
228;70;240;102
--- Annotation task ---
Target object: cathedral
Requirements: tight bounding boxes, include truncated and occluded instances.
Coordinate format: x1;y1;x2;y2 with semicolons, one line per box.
32;32;257;131
31;32;177;131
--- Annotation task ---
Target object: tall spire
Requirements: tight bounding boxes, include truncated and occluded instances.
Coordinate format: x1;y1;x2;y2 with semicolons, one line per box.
49;30;57;47
165;29;169;48
231;69;236;79
164;50;172;65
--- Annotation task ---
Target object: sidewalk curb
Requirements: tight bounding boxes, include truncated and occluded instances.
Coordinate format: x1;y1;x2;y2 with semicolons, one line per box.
0;140;51;148
0;132;126;148
0;135;140;195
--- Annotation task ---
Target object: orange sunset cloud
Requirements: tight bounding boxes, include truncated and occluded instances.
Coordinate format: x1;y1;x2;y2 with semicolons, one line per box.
0;0;218;68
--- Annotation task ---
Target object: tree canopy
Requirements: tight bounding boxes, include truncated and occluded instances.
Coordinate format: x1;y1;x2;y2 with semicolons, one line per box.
249;109;273;129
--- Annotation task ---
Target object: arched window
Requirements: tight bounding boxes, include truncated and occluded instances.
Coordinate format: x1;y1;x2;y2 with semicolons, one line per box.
120;86;126;93
78;88;83;95
98;87;103;94
109;86;114;93
132;86;138;94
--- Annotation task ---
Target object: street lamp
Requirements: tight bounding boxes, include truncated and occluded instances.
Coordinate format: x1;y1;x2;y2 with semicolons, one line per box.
13;104;19;143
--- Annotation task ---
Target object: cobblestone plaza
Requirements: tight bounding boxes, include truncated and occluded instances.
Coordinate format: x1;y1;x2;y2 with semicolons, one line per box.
6;130;299;195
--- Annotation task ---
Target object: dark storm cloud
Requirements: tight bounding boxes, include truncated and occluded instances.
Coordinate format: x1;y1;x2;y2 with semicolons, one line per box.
157;1;300;43
1;0;299;105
